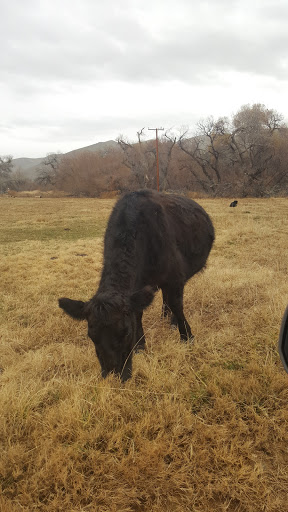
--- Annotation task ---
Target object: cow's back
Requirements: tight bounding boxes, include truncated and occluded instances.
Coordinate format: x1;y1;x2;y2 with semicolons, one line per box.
103;190;214;288
159;193;214;278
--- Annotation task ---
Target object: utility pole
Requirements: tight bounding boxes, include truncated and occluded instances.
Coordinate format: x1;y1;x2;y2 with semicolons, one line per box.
148;127;164;191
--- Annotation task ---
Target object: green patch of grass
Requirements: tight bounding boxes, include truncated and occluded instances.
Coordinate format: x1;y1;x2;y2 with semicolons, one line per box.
222;361;244;371
190;386;213;413
0;221;106;244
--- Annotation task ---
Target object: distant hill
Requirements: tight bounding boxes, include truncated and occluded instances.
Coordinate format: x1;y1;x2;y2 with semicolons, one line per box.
11;140;119;179
11;157;44;179
65;140;118;156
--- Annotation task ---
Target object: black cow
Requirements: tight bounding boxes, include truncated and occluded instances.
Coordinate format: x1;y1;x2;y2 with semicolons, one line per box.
229;200;238;207
58;190;215;381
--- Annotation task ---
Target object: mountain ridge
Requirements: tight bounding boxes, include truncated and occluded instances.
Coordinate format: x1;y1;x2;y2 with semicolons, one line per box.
11;140;119;179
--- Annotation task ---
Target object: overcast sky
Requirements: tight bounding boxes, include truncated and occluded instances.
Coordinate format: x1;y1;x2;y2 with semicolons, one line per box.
1;0;288;158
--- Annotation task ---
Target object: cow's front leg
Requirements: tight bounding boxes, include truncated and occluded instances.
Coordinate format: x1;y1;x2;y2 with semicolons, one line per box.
134;311;146;352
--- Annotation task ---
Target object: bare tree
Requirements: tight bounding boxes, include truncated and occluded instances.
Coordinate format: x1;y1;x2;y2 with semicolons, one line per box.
160;131;177;190
0;155;13;193
6;170;35;192
177;105;288;196
54;149;128;196
36;153;62;187
116;134;156;189
136;127;145;144
230;104;286;195
178;121;227;195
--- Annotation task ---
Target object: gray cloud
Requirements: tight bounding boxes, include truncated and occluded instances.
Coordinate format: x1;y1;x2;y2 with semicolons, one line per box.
2;0;288;89
1;0;288;156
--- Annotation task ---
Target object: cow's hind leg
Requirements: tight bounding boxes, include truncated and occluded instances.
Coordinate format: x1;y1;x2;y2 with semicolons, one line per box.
134;311;146;352
164;285;193;341
161;288;178;329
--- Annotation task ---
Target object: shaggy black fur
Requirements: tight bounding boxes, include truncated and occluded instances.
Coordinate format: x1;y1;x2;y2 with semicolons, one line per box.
59;190;215;381
229;200;238;207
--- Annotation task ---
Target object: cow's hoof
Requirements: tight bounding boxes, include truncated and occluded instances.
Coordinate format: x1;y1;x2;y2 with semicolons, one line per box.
181;334;194;344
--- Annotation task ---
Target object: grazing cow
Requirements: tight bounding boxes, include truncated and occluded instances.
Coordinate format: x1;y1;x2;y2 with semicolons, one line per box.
230;200;238;207
58;190;215;381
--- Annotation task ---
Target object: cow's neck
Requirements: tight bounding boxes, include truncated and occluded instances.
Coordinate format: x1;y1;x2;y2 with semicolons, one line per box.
98;243;138;296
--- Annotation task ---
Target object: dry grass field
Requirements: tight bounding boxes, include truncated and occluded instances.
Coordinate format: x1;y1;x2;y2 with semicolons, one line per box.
0;195;288;512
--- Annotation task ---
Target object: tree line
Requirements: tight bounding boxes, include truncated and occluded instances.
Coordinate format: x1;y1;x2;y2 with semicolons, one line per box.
2;104;288;197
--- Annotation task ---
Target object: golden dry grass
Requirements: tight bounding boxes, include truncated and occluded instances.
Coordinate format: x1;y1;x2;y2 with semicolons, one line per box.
0;195;288;512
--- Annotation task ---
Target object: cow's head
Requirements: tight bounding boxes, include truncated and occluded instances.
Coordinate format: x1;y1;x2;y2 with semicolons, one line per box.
58;286;154;381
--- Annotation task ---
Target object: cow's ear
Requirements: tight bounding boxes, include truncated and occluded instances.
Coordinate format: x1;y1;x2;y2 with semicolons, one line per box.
58;298;88;320
130;286;155;312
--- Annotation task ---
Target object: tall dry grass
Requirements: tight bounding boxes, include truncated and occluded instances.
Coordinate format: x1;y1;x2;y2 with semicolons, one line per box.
0;196;288;512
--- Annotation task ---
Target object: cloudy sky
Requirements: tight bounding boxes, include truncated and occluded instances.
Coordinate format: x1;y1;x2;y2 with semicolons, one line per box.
1;0;288;158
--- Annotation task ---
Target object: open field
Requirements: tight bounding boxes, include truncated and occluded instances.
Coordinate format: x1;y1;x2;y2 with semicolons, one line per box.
0;195;288;512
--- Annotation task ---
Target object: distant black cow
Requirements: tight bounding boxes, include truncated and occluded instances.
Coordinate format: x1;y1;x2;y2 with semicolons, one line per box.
59;190;215;381
230;200;238;207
